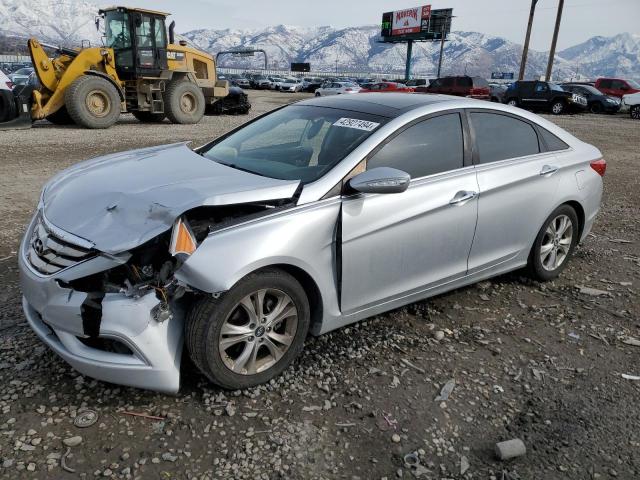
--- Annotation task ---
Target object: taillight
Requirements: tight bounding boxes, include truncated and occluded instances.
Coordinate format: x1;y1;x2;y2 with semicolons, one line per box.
590;158;607;177
6;81;13;89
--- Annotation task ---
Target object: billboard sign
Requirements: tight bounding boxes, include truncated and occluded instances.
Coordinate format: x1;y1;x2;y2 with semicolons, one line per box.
491;72;515;80
390;5;431;36
381;6;451;42
291;62;311;72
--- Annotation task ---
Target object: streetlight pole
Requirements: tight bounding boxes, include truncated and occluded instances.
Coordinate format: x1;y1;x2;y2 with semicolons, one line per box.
404;40;413;82
518;0;538;80
546;0;565;81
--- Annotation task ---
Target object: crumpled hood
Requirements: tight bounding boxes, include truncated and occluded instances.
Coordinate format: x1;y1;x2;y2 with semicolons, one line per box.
42;143;300;254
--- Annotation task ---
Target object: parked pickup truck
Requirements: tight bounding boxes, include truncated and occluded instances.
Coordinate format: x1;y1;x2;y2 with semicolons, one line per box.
503;81;588;114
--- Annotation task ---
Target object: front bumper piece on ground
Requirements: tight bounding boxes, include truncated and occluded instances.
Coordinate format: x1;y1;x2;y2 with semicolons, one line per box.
19;215;184;393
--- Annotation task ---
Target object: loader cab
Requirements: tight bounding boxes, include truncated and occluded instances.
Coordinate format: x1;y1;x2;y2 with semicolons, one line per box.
101;7;168;79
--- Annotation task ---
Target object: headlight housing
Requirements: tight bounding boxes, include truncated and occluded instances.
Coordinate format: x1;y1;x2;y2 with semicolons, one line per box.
169;217;197;257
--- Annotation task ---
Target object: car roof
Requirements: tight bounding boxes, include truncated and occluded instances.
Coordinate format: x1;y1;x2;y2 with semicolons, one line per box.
296;93;456;117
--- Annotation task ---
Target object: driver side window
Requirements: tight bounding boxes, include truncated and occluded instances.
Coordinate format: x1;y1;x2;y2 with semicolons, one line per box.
366;113;465;179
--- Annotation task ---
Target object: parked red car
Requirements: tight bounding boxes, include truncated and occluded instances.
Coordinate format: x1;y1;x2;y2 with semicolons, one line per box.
415;76;491;100
594;78;640;98
359;82;414;93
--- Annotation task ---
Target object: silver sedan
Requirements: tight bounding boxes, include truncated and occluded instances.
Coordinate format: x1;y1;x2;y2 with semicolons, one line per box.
19;93;605;392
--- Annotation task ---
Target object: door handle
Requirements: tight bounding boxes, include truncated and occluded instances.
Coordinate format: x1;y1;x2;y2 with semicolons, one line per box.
540;165;559;176
449;190;477;205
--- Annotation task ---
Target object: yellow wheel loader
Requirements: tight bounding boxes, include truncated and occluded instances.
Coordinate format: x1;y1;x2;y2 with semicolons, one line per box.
2;6;229;129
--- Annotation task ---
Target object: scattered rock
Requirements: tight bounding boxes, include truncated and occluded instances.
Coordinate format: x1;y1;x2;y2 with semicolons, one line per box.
62;436;83;447
495;438;527;460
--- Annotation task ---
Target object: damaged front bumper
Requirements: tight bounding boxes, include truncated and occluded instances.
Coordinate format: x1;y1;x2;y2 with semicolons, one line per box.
18;214;184;393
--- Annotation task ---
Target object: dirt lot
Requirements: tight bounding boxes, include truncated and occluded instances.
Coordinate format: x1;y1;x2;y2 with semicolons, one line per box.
0;91;638;480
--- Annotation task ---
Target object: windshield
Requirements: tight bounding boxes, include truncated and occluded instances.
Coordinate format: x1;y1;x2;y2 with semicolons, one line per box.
104;11;131;49
628;79;640;88
550;83;564;92
202;105;388;184
578;85;601;95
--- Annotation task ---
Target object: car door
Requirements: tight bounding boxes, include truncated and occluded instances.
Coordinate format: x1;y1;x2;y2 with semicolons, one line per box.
532;82;551;107
466;110;562;273
340;111;479;313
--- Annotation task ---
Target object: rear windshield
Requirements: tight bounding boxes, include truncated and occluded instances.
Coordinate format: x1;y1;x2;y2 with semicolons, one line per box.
201;105;389;184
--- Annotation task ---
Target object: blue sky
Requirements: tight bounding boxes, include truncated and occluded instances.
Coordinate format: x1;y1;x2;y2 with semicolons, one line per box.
125;0;639;50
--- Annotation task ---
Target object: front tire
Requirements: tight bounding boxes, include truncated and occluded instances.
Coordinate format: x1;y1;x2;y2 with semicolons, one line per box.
631;105;640;120
163;80;205;124
551;100;565;115
506;98;518;107
589;102;603;114
186;268;310;389
65;75;121;129
527;205;579;281
315;92;321;97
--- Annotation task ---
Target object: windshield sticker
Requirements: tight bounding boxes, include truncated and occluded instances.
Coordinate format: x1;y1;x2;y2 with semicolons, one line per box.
333;118;380;132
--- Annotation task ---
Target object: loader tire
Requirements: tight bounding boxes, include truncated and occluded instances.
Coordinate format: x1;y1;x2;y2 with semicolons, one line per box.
132;111;166;123
163;80;205;124
46;106;75;125
0;90;17;122
65;75;121;129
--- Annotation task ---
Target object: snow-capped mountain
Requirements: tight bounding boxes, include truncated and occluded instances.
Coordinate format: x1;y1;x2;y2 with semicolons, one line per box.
0;0;100;46
0;0;637;80
558;33;640;78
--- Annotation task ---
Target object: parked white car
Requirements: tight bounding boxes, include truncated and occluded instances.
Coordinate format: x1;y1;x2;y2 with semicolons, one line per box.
269;78;285;90
0;70;12;90
622;92;640;119
278;78;303;92
314;81;361;96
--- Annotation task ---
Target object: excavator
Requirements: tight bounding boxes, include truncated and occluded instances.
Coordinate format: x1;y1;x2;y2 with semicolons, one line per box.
0;6;230;129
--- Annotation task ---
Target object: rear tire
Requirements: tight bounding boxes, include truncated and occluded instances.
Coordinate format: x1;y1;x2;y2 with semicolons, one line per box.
315;92;321;97
163;80;205;124
589;102;603;114
631;105;640;120
132;111;166;123
551;100;565;115
527;205;579;281
46;106;75;125
65;75;121;129
186;268;310;390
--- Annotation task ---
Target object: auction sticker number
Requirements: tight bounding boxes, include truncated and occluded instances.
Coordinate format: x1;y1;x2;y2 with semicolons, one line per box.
333;118;380;132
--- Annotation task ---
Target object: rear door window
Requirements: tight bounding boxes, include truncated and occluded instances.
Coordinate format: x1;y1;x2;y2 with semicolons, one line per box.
367;113;465;179
470;112;540;163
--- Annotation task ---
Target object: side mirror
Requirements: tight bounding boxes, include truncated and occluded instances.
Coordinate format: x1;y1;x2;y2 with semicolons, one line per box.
348;167;410;194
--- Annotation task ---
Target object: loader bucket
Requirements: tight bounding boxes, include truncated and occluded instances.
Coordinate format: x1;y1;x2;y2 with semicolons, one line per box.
0;86;33;130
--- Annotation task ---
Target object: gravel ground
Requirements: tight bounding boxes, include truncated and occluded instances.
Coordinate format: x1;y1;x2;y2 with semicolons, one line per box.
0;91;638;479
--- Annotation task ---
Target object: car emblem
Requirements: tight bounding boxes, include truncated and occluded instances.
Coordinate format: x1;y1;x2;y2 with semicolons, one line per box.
32;237;45;256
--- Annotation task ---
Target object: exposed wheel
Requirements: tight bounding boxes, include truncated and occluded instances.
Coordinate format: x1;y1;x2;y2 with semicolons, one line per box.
315;92;321;97
589;102;603;114
65;75;121;129
506;98;518;107
527;205;579;281
132;111;166;123
551;100;565;115
631;105;640;120
46;106;75;125
163;80;205;124
186;268;310;389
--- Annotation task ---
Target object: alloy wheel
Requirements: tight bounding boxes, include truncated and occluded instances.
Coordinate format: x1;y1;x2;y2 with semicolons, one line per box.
540;214;573;271
631;106;640;120
552;102;564;114
219;288;298;375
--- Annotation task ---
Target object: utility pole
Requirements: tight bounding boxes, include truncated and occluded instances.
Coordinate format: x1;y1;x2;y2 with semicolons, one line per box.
518;0;538;80
436;15;447;78
405;40;413;82
546;0;565;81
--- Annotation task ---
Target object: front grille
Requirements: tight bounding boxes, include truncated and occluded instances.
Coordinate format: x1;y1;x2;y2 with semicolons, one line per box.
27;216;94;275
